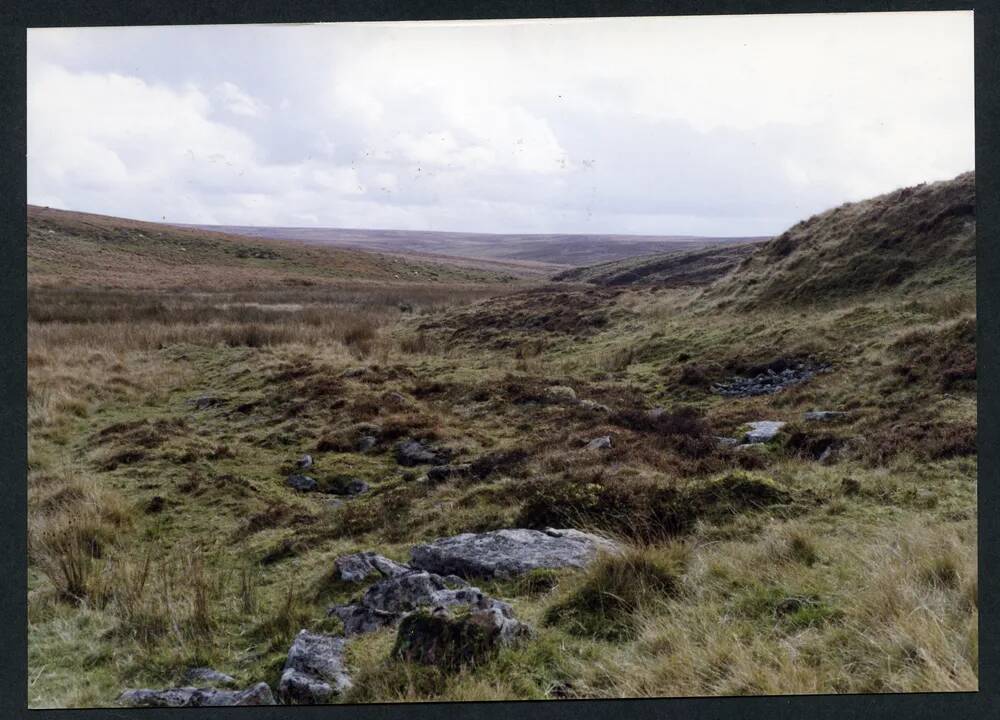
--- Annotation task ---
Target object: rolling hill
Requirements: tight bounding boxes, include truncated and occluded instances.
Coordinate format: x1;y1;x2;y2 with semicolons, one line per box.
183;223;768;269
27;206;517;291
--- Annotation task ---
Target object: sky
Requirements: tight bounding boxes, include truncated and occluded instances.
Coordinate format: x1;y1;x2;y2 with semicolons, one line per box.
27;12;974;236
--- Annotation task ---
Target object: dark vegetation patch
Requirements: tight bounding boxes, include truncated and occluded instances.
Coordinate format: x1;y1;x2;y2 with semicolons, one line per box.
424;287;620;347
858;417;976;465
890;317;976;392
516;472;790;542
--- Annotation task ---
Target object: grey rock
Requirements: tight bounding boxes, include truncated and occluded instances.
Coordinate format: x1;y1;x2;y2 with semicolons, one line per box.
713;362;831;398
578;399;610;413
395;439;451;467
118;683;274;707
426;464;472;483
585;436;612;451
341;367;371;378
743;421;787;444
544;385;577;403
329;570;509;636
716;436;740;447
410;528;620;579
297;454;313;469
804;410;850;422
190;395;220;410
278;630;352;704
286;474;318;492
334;551;412;583
357;435;377;452
324;476;369;496
182;667;238;689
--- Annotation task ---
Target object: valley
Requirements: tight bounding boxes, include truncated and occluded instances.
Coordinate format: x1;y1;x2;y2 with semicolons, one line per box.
26;172;977;707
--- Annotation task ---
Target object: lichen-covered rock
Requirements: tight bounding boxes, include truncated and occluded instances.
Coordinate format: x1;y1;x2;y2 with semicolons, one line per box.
409;528;620;579
118;683;274;707
334;551;412;583
329;570;490;636
544;385;577;403
585;436;612;450
743;421;786;444
278;630;352;705
393;605;529;670
182;667;238;689
394;439;451;467
804;410;850;422
323;476;369;495
286;474;318;492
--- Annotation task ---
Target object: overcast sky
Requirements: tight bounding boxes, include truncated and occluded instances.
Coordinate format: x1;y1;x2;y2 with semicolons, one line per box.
27;12;973;236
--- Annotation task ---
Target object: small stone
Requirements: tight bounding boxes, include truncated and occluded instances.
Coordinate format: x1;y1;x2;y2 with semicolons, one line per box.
804;411;850;422
297;454;313;469
190;395;220;410
286;474;318;492
324;476;369;496
357;436;377;452
716;436;740;447
585;436;612;451
395;439;451;467
544;385;577;404
578;399;610;413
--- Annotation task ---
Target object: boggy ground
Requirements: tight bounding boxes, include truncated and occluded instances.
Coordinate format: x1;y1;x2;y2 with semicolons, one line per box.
27;270;977;705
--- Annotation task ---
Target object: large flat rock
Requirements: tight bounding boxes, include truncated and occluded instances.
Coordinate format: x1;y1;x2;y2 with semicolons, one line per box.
278;630;352;705
409;528;620;579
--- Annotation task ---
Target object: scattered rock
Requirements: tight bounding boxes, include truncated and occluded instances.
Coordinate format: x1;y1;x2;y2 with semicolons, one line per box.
278;630;352;705
118;683;274;707
334;552;412;583
712;361;831;397
340;367;370;379
190;395;221;410
329;570;503;636
410;528;620;579
395;439;451;467
585;436;612;451
297;454;313;469
578;399;610;413
182;667;238;689
324;476;369;496
286;474;318;492
715;436;740;447
804;410;850;422
743;421;787;444
544;385;577;403
426;463;472;483
393;604;529;670
357;436;377;452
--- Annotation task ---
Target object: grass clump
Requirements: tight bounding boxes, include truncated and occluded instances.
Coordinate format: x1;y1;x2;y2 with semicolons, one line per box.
544;545;686;641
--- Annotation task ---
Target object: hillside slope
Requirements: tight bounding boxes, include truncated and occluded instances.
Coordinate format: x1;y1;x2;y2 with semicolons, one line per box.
553;242;761;287
28;206;514;290
706;171;975;307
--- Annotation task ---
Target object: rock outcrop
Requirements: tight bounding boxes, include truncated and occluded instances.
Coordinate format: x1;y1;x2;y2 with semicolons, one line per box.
410;528;620;579
743;421;786;444
278;630;352;704
118;683;274;707
334;552;412;583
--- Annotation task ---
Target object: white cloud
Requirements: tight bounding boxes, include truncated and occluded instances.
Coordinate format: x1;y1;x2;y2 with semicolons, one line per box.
26;12;974;234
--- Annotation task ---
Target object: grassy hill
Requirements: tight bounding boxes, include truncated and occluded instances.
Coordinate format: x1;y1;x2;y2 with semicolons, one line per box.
553;242;760;287
707;171;975;307
28;206;515;290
